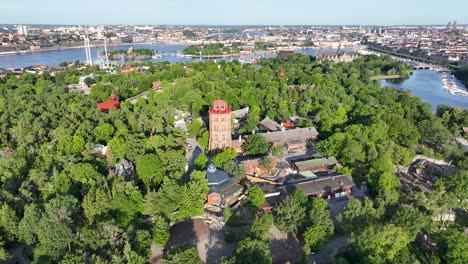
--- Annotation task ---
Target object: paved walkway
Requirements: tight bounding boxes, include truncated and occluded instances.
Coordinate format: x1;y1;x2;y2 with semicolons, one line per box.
455;137;468;150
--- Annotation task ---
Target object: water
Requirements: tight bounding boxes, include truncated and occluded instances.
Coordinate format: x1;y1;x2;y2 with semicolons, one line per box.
0;44;348;68
381;70;468;111
3;45;463;111
0;44;190;68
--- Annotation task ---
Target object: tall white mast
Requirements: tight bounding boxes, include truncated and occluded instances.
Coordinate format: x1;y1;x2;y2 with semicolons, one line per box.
103;37;109;68
84;28;92;65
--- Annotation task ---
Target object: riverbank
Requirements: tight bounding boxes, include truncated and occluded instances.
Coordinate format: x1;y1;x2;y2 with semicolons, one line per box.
0;41;188;57
370;74;401;80
381;70;468;111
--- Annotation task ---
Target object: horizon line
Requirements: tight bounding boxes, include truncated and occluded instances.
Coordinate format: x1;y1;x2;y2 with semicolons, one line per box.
2;23;467;27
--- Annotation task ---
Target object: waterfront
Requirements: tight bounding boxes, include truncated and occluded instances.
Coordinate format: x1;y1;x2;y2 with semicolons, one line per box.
0;43;351;68
381;70;468;111
1;45;466;111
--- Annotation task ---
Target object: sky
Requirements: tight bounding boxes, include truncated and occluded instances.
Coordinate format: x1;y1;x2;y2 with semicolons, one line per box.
1;0;467;25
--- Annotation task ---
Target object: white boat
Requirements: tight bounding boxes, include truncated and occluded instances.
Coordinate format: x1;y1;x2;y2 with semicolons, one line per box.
151;50;161;59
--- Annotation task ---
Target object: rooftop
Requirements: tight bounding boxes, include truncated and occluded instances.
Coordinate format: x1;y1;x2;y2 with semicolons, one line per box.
259;126;319;144
259;117;282;131
206;163;229;185
293;156;338;169
209;100;231;114
284;175;354;196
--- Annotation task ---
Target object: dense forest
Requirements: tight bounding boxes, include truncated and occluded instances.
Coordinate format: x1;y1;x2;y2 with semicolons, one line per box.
0;54;466;263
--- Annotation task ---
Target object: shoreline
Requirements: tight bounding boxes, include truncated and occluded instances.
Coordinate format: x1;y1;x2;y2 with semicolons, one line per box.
0;41;189;57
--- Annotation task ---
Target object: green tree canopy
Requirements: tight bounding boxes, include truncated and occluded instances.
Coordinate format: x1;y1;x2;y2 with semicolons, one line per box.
247;186;265;209
242;135;270;156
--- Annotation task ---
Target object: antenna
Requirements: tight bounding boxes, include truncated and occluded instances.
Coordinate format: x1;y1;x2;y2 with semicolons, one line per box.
84;28;92;65
103;37;109;68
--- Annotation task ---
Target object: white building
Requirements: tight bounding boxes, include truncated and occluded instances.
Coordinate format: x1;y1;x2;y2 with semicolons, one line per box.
17;25;28;37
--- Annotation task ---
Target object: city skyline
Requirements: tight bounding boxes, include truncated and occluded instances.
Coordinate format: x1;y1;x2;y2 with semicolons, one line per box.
2;0;467;25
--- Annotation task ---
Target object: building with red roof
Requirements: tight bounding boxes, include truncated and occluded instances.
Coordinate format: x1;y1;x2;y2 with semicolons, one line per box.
279;67;285;78
209;100;232;151
97;91;120;113
120;66;136;74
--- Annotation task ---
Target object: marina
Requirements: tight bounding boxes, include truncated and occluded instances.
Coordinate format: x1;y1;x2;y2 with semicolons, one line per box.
441;72;468;96
381;70;468;111
0;44;466;111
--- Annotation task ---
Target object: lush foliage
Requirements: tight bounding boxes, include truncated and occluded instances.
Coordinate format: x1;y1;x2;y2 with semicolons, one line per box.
247;186;265;209
0;53;463;263
242;134;270;156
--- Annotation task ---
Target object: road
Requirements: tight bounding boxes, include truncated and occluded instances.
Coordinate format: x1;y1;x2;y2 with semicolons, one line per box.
184;138;203;179
307;236;350;264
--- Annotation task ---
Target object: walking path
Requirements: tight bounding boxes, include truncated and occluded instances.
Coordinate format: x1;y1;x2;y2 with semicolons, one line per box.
307;236;350;264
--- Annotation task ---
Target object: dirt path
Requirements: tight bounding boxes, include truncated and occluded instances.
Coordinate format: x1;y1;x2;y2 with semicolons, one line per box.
411;155;452;166
307;236;350;264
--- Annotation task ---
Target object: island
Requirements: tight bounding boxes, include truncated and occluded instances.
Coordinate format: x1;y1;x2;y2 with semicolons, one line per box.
106;47;156;61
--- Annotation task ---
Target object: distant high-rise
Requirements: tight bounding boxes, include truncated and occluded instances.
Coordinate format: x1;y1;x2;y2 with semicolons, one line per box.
17;25;27;37
208;100;232;151
453;21;457;30
446;21;452;31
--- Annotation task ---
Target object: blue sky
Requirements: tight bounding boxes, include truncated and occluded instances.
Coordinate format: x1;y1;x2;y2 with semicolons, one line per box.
2;0;467;25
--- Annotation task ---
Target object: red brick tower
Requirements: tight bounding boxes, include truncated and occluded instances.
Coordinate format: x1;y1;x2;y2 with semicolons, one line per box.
209;100;232;151
279;67;285;78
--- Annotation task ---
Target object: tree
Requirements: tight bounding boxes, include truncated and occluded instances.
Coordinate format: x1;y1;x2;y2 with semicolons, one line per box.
304;224;329;255
212;148;237;168
69;163;101;185
0;237;9;262
351;224;410;264
247;186;265;209
36;195;79;261
338;198;379;233
110;179;144;227
194;153;208;170
0;203;19;242
233;166;246;181
187;120;203;138
153;215;170;247
443;170;468;200
136;154;164;190
18;204;41;245
303;199;334;254
223;160;237;175
259;156;273;173
233;238;272;264
94;123;115;143
108;137;127;165
271;145;284;158
274;194;306;233
82;184;112;223
163;246;202;264
242;135;270;156
443;229;468;264
248;214;273;241
223;206;233;225
391;207;429;241
197;130;210;150
240;105;261;134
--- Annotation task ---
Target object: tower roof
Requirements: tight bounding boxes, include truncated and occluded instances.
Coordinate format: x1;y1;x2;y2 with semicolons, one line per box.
209;100;231;114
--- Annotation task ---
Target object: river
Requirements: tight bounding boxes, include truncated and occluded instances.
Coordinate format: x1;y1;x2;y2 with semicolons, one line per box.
0;44;352;68
381;70;468;111
1;44;466;111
